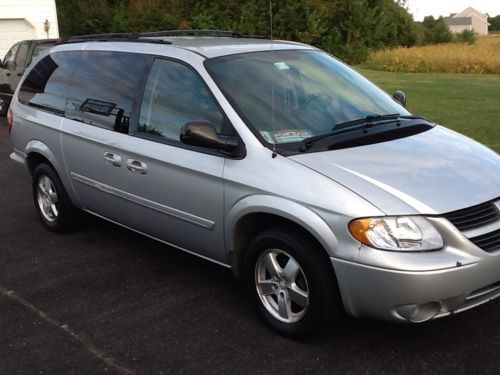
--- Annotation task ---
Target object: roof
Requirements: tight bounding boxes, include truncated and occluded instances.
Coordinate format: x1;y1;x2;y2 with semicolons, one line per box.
445;17;472;26
455;6;487;20
144;36;312;58
57;35;314;59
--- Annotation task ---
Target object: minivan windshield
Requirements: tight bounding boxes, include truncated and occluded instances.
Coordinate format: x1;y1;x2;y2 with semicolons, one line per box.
206;50;411;146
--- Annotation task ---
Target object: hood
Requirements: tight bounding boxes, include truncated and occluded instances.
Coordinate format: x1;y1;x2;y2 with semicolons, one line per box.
290;126;500;215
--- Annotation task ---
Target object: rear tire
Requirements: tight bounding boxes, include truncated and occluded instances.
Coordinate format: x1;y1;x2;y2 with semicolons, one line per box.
0;100;7;117
32;163;78;232
244;226;341;338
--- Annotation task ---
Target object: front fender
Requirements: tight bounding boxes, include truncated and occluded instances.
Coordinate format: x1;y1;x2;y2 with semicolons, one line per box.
226;194;339;257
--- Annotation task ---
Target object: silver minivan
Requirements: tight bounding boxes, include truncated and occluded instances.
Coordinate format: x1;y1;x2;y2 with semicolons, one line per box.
8;31;500;337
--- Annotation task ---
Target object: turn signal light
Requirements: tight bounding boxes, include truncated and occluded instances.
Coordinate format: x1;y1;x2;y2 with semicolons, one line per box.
7;108;13;134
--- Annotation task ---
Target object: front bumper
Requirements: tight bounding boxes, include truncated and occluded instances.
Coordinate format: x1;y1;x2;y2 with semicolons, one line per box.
332;217;500;322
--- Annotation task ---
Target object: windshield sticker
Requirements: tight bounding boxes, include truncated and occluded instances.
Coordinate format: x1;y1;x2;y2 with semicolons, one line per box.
260;130;312;144
274;62;290;71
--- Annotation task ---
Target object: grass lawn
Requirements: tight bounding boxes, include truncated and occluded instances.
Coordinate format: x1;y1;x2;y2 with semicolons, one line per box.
358;69;500;153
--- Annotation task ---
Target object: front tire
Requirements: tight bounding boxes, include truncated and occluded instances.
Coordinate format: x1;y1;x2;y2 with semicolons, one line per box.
244;227;341;338
32;163;77;232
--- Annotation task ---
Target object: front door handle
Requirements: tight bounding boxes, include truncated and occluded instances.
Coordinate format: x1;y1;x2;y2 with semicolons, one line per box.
127;159;148;174
103;152;122;167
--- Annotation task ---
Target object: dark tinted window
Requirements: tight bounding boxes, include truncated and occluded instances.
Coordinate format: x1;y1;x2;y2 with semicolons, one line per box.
18;51;79;114
15;43;29;68
138;59;224;142
3;44;20;68
65;51;149;133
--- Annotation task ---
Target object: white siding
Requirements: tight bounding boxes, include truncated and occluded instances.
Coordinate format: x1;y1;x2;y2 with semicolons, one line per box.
453;6;488;36
470;15;488;35
0;0;59;59
449;24;472;34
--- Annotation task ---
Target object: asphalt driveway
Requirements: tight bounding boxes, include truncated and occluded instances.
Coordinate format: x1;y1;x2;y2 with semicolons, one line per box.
0;118;499;374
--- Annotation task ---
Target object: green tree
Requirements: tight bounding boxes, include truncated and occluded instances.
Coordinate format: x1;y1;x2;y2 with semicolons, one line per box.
55;0;428;64
421;16;453;44
488;15;500;31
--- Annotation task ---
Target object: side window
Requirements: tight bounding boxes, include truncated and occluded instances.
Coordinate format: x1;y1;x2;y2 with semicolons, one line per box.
18;51;79;114
3;44;20;69
138;59;224;142
15;43;29;68
65;51;149;133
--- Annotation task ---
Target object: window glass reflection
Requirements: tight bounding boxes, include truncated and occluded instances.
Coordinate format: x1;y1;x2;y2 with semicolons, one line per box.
139;59;224;142
66;51;149;133
18;51;79;114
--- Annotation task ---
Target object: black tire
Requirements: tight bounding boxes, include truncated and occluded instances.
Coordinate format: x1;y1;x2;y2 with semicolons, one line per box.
32;163;78;232
243;226;342;338
0;102;7;117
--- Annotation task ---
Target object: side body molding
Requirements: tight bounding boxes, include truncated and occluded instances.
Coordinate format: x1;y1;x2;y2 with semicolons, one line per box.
226;195;339;258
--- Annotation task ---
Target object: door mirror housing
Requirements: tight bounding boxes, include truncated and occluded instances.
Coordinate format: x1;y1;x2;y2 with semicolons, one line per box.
392;91;406;107
181;120;239;151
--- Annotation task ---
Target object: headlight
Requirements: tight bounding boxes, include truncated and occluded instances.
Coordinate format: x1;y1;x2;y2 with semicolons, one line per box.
348;216;443;251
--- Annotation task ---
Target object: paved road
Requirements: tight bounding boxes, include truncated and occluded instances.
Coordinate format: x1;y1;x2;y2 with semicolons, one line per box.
0;118;499;374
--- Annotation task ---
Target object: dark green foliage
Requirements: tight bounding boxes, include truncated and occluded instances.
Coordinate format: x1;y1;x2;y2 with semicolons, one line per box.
488;15;500;31
55;0;475;64
420;16;453;44
454;30;476;44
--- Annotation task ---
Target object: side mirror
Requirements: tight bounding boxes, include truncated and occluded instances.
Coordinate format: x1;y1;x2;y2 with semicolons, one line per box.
181;120;239;151
392;91;406;107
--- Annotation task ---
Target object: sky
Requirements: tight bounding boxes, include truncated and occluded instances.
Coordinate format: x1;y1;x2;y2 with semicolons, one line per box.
406;0;500;21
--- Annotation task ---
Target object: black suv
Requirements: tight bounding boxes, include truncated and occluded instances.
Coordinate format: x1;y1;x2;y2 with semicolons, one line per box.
0;39;56;116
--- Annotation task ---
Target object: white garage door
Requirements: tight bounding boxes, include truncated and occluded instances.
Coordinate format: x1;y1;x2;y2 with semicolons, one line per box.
0;19;35;59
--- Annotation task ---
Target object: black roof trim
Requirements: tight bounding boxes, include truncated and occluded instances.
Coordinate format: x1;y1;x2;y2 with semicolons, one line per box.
57;32;172;45
141;29;268;39
57;30;267;45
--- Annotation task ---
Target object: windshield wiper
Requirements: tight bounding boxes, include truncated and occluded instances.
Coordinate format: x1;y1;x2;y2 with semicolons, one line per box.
299;113;401;151
331;113;400;131
299;113;431;152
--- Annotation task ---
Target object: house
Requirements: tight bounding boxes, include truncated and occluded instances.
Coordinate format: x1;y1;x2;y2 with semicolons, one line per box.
444;7;489;35
0;0;59;59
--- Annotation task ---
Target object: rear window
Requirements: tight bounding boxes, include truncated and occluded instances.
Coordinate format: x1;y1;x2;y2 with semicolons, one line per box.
18;51;79;115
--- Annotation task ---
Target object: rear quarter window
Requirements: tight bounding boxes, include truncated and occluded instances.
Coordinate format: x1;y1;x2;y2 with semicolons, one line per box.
18;51;79;115
29;43;56;65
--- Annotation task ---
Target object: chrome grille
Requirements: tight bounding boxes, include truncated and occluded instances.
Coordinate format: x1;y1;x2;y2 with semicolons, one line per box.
444;201;499;231
469;229;500;253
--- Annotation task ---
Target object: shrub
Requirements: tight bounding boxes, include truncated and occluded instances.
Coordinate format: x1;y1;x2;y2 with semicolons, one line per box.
454;30;476;44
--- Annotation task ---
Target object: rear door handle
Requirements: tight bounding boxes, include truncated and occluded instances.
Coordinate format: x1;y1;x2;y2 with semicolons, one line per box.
103;152;122;167
127;159;148;174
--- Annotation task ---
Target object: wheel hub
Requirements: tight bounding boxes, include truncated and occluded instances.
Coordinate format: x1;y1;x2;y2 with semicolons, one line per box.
255;249;309;324
36;175;59;222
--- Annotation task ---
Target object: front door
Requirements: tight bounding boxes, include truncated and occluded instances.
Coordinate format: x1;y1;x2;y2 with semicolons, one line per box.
123;58;228;264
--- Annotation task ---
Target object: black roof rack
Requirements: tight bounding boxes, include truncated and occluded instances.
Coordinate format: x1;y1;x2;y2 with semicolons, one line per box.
57;29;267;45
58;32;172;45
141;29;267;39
